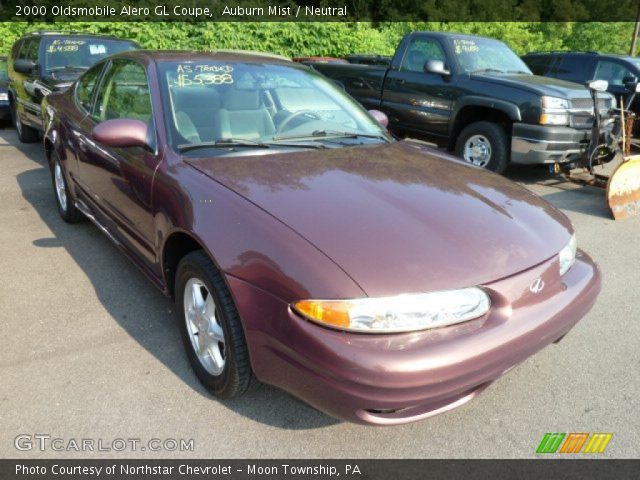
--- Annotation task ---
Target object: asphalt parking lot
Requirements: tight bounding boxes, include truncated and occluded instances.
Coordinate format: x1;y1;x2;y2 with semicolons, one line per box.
1;124;638;459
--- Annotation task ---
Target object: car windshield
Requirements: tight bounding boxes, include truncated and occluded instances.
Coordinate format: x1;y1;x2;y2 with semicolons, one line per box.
449;37;532;75
43;37;138;72
158;60;389;152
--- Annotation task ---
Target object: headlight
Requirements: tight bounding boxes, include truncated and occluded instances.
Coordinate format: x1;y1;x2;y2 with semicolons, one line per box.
0;93;8;101
558;234;577;276
540;96;570;125
542;96;570;109
293;287;491;333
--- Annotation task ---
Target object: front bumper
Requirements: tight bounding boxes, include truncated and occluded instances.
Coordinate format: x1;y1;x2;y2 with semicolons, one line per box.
227;250;601;425
511;123;590;165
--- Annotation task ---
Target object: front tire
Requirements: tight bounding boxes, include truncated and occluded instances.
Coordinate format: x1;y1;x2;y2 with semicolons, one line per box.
50;153;84;223
12;102;39;143
176;250;252;399
455;121;509;174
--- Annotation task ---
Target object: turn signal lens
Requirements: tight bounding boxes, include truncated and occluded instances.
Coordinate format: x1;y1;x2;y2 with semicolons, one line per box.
559;234;577;276
292;288;491;333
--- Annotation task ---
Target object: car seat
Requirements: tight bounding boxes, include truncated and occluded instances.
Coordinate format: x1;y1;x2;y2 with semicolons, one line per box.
218;90;275;140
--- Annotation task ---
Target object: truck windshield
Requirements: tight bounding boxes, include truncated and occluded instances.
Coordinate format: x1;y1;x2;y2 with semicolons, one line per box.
158;61;389;151
43;37;138;72
449;37;532;75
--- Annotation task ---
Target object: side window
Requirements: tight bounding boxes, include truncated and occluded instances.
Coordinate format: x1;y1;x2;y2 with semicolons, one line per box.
94;60;152;122
75;62;104;112
401;38;446;73
16;39;30;60
553;56;590;83
594;60;633;86
24;38;40;62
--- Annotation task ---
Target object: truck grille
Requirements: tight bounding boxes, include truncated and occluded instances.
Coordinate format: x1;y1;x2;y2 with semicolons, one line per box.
569;97;611;129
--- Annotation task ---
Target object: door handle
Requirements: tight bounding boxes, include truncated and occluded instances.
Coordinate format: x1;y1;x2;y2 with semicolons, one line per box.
396;79;406;85
351;81;365;88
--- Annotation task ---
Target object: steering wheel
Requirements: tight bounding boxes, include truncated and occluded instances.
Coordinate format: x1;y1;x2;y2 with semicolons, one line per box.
277;110;322;133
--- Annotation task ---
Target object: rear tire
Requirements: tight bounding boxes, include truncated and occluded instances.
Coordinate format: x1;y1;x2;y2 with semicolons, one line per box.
50;152;84;223
12;102;39;143
455;121;509;174
176;250;252;399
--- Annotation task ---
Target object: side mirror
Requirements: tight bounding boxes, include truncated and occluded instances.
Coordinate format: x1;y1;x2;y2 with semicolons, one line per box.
92;119;150;149
14;59;37;74
368;109;389;128
424;60;450;76
587;79;609;92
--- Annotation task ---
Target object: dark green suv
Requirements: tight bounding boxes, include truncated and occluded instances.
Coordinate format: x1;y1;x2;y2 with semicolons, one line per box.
8;31;140;142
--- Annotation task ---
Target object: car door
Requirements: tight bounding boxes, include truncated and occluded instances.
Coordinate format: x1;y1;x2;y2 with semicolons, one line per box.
13;38;42;127
61;61;107;189
80;58;159;268
381;35;453;142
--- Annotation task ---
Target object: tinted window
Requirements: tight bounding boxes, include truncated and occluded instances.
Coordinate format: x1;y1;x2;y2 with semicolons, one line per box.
75;62;104;112
23;38;40;62
401;37;446;73
43;37;138;72
524;56;556;76
552;56;592;83
594;60;634;86
94;60;152;122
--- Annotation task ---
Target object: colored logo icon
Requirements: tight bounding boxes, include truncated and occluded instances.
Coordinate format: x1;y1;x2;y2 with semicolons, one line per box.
536;433;612;454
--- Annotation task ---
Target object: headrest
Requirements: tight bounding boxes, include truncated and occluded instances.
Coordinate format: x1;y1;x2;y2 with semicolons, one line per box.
222;90;261;110
173;87;221;110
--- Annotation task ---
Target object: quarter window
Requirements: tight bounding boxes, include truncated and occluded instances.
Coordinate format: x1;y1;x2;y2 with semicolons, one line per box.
75;63;104;112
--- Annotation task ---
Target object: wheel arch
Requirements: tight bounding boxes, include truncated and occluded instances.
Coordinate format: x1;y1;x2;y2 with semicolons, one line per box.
449;98;519;151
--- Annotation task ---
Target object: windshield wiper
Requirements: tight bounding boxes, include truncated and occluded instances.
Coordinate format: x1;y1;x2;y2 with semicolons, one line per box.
274;130;389;142
506;70;531;74
177;138;271;152
47;65;90;72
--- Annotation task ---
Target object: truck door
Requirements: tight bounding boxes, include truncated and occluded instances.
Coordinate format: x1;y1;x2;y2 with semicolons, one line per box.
381;36;453;144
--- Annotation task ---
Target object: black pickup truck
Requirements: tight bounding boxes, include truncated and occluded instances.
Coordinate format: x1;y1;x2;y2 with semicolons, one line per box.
313;32;614;173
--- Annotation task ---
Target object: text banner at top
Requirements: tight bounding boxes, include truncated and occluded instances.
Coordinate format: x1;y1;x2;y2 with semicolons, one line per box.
1;0;639;22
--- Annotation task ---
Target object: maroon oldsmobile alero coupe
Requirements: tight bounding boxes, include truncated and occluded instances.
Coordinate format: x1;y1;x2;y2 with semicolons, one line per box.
42;50;601;425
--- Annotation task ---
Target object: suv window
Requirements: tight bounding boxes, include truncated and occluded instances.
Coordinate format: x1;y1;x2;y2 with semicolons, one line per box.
552;56;592;83
94;60;152;122
401;37;446;73
594;60;634;86
524;55;557;76
23;38;40;62
76;62;105;112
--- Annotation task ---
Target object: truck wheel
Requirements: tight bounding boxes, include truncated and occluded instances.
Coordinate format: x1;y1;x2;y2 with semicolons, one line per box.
12;102;39;143
455;122;509;174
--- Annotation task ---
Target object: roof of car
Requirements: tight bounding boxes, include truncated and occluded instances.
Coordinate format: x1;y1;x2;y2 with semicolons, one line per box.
122;49;293;65
414;31;498;41
524;51;638;62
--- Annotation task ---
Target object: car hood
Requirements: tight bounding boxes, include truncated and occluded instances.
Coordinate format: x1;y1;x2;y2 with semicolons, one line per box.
186;141;573;297
472;73;591;98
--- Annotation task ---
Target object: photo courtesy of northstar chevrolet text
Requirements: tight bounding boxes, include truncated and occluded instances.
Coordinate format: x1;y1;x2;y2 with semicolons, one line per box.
0;0;638;474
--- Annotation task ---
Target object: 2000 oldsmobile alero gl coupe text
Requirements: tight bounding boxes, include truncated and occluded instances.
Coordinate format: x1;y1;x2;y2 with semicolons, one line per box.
42;50;601;425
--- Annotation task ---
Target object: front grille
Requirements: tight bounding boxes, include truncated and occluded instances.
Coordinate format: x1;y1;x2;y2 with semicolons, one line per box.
570;97;610;111
569;97;611;128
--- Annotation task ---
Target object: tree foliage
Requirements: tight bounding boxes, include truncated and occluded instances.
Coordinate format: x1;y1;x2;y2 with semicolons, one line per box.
0;21;636;57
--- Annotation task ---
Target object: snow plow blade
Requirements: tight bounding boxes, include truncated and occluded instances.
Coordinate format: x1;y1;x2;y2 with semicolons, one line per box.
607;155;640;220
